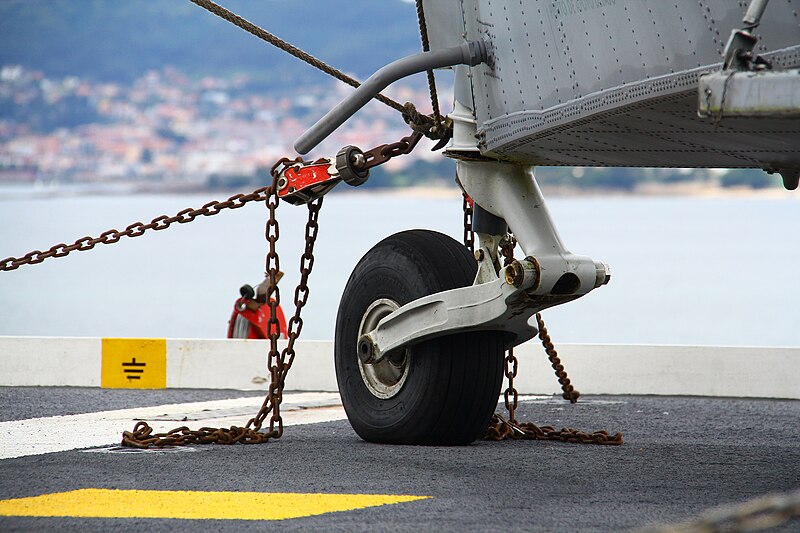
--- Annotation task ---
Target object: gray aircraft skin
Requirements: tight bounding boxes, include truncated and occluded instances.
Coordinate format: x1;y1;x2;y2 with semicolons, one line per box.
425;0;799;178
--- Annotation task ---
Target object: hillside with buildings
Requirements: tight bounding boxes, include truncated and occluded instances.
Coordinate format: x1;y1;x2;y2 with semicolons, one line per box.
0;0;777;192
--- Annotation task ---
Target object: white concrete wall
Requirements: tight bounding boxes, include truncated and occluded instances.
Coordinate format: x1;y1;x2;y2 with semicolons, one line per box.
165;339;335;391
0;336;101;387
510;343;800;399
0;336;798;399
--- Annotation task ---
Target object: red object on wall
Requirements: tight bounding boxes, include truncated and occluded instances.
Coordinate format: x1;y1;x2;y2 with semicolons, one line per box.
227;299;288;339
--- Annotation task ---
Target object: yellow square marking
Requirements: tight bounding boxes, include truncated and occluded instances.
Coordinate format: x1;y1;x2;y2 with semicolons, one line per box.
101;338;166;389
0;489;429;521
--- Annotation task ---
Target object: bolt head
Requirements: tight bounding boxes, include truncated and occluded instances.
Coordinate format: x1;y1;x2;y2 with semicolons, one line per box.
357;337;375;364
351;152;366;169
504;262;523;287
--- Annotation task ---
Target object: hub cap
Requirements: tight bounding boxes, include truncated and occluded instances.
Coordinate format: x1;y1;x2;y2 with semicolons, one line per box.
357;299;410;399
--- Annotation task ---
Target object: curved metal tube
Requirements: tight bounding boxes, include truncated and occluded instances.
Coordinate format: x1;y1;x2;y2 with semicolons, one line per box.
294;40;487;155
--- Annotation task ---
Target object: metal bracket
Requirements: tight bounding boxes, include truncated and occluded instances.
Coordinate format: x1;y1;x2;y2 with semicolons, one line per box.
294;40;487;154
698;68;800;119
721;0;772;71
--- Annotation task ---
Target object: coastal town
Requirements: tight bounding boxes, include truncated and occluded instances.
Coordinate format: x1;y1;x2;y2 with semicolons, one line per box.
0;65;779;193
0;65;442;190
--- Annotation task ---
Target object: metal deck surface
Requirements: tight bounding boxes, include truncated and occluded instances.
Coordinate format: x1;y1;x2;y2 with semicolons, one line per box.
0;387;798;532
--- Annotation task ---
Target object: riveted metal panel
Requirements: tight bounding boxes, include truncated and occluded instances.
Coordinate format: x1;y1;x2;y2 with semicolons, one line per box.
430;0;800;169
756;0;800;54
421;0;465;52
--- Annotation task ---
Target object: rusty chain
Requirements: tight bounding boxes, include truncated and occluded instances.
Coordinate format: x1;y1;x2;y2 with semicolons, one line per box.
361;132;423;171
484;413;622;445
500;236;520;423
462;193;475;254
536;313;581;403
462;200;622;445
0;187;272;272
502;347;519;423
122;162;322;448
634;488;800;533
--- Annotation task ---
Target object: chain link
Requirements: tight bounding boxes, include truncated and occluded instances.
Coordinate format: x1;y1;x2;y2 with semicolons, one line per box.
121;165;322;448
502;348;519;422
500;236;519;422
361;132;424;171
0;187;272;272
536;313;581;403
484;413;623;445
462;193;475;253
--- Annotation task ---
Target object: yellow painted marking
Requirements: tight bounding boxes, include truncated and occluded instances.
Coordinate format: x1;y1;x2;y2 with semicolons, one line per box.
101;338;166;389
0;489;428;521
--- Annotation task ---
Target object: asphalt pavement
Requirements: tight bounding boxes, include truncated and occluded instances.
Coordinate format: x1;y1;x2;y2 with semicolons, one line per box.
0;387;798;532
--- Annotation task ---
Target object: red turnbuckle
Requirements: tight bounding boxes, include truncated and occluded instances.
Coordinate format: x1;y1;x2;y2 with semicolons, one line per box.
275;158;340;206
273;131;422;206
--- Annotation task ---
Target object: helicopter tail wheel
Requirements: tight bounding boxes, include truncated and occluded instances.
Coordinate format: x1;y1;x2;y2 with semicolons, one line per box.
335;229;504;445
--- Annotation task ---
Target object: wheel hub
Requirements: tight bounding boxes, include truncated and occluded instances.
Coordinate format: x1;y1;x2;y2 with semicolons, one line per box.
357;299;410;399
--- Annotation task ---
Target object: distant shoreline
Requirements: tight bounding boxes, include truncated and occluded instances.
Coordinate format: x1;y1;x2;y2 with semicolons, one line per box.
0;180;796;201
339;181;796;200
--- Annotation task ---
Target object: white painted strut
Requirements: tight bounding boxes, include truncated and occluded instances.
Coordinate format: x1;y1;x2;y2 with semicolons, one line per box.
458;160;608;295
358;159;610;364
357;258;543;363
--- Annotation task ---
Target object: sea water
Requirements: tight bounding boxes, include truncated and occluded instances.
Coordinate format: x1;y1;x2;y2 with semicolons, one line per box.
1;189;798;347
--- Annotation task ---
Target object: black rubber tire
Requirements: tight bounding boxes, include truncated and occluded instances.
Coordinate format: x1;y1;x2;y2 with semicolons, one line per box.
334;229;504;445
